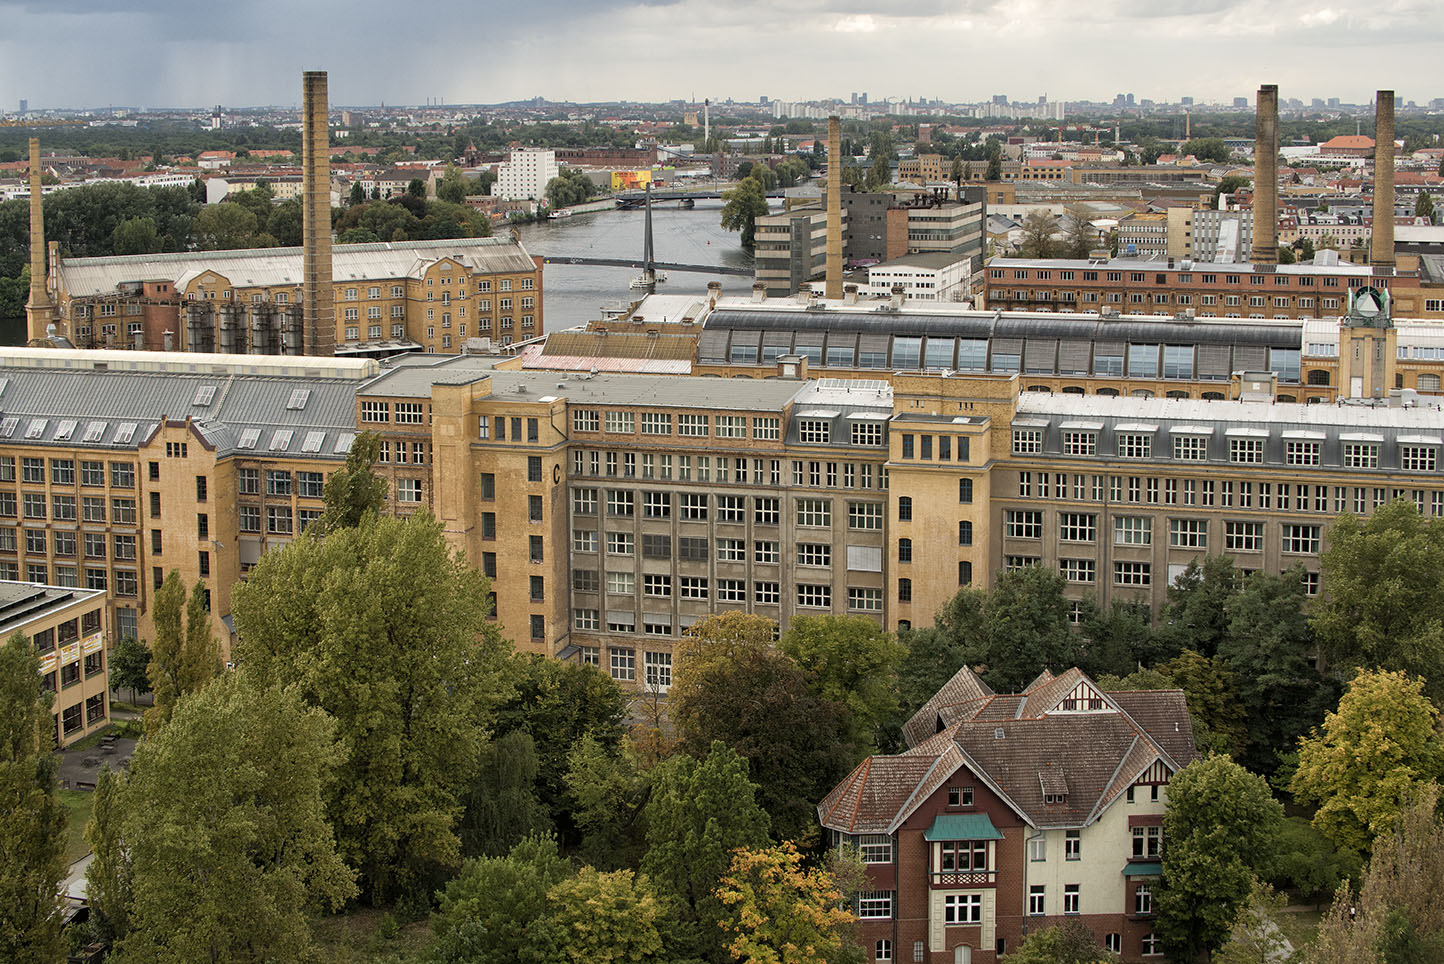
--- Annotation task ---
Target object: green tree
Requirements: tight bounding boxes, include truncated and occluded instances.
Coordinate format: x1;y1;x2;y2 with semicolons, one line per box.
950;156;965;191
438;164;469;205
319;430;388;532
779;615;903;751
564;733;647;869
864;154;890;191
1221;568;1337;774
1155;755;1284;962
1181;137;1232;164
1157;555;1239;659
720;176;770;247
108;634;152;703
1313;500;1444;693
1078;599;1161;681
458;730;551;858
1416;191;1435;224
431;835;573;964
181;578;219;694
348;181;366;206
1267;816;1359;904
530;867;665;964
544;169;597;209
193;201;259;250
264;199;303;246
1213;174;1250;210
112;673;356;964
144;570;187;731
1001;919;1115;964
642;742;772;964
1159;649;1248;757
407;177;426;199
971;565;1077;692
493;653;628;832
716;842;859;964
1018;210;1059;259
1290;669;1444;855
110;215;161;255
985;152;1003;181
1277;245;1296;265
671;630;859;841
0;631;66;964
84;766;133;941
233;512;512;905
895;624;970;722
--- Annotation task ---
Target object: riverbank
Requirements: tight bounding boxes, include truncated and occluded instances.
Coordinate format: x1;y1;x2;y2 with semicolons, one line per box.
551;198;616;217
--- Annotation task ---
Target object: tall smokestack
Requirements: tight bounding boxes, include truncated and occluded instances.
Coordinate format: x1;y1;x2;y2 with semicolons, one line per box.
302;70;335;355
1371;90;1396;268
825;115;843;300
25;138;54;343
1249;84;1279;265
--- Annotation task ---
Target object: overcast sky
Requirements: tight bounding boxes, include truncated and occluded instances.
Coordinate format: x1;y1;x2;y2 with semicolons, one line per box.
1;0;1437;111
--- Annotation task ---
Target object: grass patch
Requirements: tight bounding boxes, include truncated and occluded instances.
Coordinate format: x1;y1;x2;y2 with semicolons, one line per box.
1278;906;1324;954
110;700;149;715
310;907;433;963
57;789;94;865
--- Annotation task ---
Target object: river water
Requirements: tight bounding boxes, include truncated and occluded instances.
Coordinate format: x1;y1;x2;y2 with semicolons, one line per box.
0;199;755;345
514;199;754;328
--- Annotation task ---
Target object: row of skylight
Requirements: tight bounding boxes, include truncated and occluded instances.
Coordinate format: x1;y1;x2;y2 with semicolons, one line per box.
0;417;139;444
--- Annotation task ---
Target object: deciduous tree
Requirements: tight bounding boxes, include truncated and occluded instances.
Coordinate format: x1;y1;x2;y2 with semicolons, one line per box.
1155;755;1284;962
1000;919;1115;964
780;615;902;751
458;730;551;858
716;842;859;964
642;742;772;964
112;673;355;964
233;511;512;905
319;430;388;532
1018;210;1059;258
84;766;132;941
721;176;770;247
1313;500;1444;693
1290;668;1444;854
0;631;66;964
431;835;573;964
529;867;665;964
107;633;152;704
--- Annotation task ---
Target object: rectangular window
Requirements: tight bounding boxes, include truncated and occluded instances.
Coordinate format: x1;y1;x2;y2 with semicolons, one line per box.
797;584;832;608
1229;438;1265;463
1117;434;1153;459
1172;435;1208;461
754;581;780;604
609;648;636;681
1169;518;1208;549
1059;559;1096;584
1063;884;1080;915
1343;443;1379;469
678;414;709;437
640;412;670;435
1012;429;1042;454
605;411;635;434
1225;521;1264;551
1115;561;1152;586
1028;885;1045;916
944;894;983;925
796;499;831;527
753;417;780;440
857;892;894;920
1286;440;1322;466
1401;446;1438;472
849;502;882;530
1006;510;1042;539
1282;524;1322;554
1062;431;1096;456
1114;516;1151;545
1058;512;1097;543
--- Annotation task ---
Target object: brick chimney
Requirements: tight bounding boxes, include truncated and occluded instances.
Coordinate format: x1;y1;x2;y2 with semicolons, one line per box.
301;71;335;355
25;138;55;343
1371;90;1396;268
825;116;843;300
1250;85;1279;265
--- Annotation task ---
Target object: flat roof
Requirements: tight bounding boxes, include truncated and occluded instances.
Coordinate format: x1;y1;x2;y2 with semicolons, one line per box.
0;581;106;635
988;257;1376;277
1017;391;1444;430
873;252;969;270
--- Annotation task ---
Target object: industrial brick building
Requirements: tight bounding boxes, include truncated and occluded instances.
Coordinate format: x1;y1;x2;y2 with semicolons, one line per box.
46;237;545;356
0;580;110;747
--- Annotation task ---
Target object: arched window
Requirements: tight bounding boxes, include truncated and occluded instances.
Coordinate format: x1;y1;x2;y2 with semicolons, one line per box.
959;561;973;585
1202;391;1226;400
1096;387;1120;397
959;521;973;546
1165;390;1189;399
898;497;913;521
898;578;913;602
1062;385;1086;394
1277;394;1296;403
1419;373;1442;392
898;538;912;563
1307;369;1332;386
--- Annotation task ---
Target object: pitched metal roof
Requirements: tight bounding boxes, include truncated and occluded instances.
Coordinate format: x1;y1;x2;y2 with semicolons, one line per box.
56;236;537;299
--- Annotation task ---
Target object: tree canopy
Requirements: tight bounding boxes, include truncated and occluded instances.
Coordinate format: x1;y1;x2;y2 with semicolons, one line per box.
319;430;388;532
779;615;903;752
1155;755;1284;962
232;511;512;905
1290;668;1444;854
720;176;770;247
106;673;356;964
717;842;859;964
0;631;66;964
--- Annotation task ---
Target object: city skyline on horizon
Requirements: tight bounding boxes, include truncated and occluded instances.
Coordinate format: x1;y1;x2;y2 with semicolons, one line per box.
0;0;1436;114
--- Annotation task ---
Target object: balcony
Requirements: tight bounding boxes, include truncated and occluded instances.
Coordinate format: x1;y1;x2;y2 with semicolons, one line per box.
930;870;997;888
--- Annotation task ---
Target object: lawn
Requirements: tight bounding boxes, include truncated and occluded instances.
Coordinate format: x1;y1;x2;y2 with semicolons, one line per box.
310;907;434;963
57;788;94;865
1278;905;1325;956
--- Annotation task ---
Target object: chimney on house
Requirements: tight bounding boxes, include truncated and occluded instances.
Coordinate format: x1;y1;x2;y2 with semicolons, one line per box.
1250;84;1279;265
25;138;54;344
1371;90;1396;268
825;115;843;300
301;70;335;355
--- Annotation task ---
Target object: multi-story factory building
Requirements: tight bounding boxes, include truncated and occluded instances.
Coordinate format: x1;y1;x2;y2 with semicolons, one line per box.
45;237;544;357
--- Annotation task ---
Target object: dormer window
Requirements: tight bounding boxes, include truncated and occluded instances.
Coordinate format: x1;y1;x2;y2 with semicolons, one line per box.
1044;792;1068;805
948;787;974;808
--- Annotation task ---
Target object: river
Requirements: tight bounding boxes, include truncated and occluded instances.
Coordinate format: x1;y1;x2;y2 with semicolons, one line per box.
0;199;755;345
514;198;753;328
